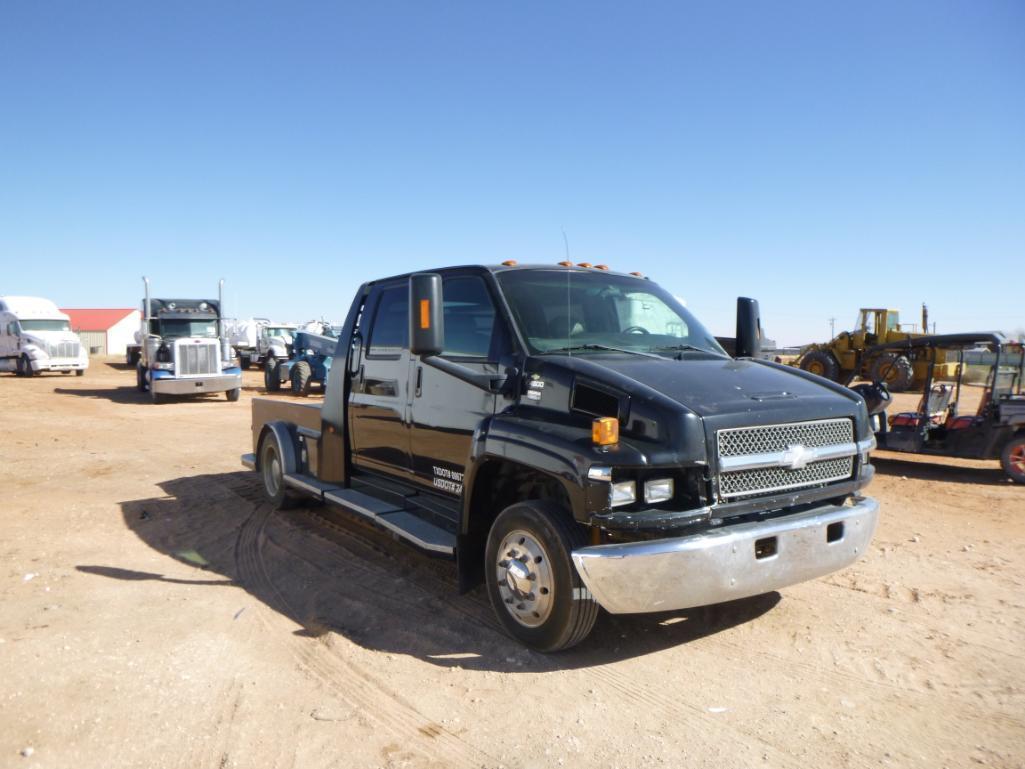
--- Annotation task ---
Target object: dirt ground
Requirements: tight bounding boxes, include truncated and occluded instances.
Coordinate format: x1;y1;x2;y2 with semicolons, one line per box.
2;360;1023;769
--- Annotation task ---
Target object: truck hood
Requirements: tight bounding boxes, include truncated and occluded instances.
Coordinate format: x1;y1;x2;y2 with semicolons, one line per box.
538;353;867;434
23;331;82;348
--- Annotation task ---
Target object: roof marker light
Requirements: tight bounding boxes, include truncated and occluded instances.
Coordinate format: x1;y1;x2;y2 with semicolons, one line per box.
557;261;574;267
577;262;593;268
629;271;644;277
501;260;518;266
595;264;609;270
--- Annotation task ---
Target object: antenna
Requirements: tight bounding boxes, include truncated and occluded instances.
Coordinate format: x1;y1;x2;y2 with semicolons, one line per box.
563;229;571;355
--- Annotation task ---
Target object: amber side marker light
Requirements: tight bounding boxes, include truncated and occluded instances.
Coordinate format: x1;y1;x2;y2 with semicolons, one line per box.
501;259;518;266
592;417;619;446
419;299;431;329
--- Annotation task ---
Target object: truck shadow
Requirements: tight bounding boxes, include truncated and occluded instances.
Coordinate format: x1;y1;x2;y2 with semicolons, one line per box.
872;455;1008;486
55;387;233;405
97;472;780;672
54;386;146;404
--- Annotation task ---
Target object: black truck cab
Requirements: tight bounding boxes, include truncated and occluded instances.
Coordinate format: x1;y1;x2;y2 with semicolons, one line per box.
243;264;879;651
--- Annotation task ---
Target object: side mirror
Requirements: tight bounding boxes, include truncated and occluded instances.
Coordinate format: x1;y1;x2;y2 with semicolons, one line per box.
409;273;444;357
735;297;762;358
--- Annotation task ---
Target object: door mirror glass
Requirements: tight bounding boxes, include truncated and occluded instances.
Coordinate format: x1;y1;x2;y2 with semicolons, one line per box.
409;273;444;357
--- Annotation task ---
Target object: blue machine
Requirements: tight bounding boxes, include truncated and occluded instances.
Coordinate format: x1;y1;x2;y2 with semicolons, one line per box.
263;330;334;396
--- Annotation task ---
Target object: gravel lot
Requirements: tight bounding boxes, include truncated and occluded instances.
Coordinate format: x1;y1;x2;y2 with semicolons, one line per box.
2;360;1023;769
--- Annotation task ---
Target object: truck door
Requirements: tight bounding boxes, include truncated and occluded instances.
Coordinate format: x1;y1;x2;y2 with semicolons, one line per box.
348;282;413;479
409;274;506;498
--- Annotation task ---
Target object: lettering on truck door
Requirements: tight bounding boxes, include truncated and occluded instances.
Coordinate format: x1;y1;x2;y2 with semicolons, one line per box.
409;273;507;496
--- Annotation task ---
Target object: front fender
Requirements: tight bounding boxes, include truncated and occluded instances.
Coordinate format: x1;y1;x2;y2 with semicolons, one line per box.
462;414;650;531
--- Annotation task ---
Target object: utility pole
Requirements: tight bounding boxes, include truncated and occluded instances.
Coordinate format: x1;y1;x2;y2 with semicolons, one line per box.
829;317;836;338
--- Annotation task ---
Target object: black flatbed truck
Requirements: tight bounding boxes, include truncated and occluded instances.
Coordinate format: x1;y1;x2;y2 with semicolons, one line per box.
242;263;879;651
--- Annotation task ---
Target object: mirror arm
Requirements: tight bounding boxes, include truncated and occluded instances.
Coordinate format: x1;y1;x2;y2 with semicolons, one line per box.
421;355;509;393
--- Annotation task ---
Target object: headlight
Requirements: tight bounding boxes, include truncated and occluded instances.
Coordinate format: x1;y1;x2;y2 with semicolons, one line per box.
644;478;675;504
151;362;174;370
610;481;636;508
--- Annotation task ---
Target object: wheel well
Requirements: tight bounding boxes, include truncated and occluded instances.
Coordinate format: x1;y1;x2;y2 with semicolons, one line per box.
457;458;574;592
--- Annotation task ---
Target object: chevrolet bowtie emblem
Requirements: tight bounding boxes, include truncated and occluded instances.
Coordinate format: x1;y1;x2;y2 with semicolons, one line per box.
781;444;813;470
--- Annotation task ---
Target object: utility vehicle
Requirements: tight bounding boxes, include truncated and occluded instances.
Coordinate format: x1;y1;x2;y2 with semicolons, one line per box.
241;263;880;651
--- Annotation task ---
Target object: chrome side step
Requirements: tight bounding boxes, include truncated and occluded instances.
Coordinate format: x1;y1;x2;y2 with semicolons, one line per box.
240;456;456;557
324;488;456;556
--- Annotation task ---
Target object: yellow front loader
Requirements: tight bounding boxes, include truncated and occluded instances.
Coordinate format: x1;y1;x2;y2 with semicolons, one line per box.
796;307;953;391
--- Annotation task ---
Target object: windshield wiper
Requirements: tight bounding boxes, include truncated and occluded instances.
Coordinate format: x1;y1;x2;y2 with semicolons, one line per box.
539;344;663;359
650;344;727;359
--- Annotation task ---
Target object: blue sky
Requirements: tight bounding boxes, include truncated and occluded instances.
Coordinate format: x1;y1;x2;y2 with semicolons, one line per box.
1;1;1022;345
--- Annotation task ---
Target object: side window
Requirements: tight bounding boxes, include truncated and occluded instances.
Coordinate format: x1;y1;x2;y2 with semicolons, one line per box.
442;276;497;359
367;285;408;356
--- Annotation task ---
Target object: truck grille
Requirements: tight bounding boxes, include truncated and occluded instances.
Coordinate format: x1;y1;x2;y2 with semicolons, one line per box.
716;418;856;501
175;341;220;376
48;341;80;359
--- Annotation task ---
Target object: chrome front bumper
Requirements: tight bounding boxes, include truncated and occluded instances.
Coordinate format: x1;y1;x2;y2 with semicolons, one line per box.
151;372;242;395
571;496;879;614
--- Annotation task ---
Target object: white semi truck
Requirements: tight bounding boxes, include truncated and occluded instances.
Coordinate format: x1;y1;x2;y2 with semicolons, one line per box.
0;296;89;376
227;318;297;370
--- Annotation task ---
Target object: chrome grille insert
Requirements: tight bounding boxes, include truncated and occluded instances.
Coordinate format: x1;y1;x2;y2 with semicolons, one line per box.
175;340;219;377
717;418;856;500
48;341;80;359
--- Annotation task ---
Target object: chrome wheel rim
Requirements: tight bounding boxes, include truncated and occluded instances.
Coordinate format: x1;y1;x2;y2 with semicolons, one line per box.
262;445;281;496
495;529;554;628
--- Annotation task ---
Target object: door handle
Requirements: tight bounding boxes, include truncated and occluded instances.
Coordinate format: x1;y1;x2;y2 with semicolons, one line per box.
415;366;423;397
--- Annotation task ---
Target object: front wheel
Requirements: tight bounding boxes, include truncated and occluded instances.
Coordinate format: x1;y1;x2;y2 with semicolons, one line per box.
485;501;599;652
136;364;147;392
291;361;312;396
75;369;85;377
226;387;241;402
264;360;282;392
1001;435;1025;484
17;355;35;377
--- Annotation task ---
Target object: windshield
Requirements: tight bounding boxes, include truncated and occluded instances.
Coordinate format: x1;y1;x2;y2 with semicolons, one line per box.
19;319;71;332
264;327;295;342
496;270;727;356
155;319;219;339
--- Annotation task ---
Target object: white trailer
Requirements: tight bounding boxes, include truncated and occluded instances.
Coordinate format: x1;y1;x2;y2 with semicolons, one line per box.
0;296;90;376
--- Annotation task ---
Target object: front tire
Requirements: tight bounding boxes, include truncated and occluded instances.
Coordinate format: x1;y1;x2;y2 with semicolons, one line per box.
226;387;241;402
264;360;282;392
239;354;251;370
799;350;841;382
485;501;599;652
17;355;36;377
75;369;85;377
291;361;312;396
136;364;147;392
1001;435;1025;484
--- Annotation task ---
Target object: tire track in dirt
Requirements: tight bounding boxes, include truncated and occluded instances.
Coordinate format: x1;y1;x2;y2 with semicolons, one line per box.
228;490;501;769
